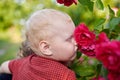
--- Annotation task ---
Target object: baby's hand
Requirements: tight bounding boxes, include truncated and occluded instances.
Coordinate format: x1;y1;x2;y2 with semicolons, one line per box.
0;61;11;74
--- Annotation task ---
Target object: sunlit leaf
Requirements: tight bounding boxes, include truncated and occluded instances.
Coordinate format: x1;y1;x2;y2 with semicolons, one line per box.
96;0;104;10
78;0;94;11
108;5;115;18
117;9;120;17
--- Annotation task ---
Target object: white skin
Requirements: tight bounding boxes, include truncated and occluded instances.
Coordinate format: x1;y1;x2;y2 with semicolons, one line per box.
0;61;11;74
0;10;77;74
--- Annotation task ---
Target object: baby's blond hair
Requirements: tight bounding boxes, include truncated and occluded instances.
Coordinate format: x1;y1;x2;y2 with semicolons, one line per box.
20;9;71;56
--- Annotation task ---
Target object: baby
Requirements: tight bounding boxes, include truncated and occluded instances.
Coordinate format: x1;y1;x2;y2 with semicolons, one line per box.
0;9;77;80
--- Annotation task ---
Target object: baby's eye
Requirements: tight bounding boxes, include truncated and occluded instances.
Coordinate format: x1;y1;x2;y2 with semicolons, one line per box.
66;38;71;41
66;36;73;42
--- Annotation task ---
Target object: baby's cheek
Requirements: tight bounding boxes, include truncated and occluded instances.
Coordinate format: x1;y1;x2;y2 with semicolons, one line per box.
69;45;75;54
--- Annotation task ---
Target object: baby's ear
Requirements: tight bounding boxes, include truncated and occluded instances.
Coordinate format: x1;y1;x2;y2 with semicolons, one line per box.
38;40;52;56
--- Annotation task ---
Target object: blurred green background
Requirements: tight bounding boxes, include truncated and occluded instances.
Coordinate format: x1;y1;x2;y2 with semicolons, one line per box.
0;0;120;64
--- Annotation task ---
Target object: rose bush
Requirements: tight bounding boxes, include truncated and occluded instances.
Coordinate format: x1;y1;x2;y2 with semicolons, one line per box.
74;23;120;80
57;0;77;6
56;0;120;80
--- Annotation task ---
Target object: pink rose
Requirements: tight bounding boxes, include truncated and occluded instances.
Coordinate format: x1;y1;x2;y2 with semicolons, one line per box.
74;23;96;56
57;0;77;6
95;41;120;72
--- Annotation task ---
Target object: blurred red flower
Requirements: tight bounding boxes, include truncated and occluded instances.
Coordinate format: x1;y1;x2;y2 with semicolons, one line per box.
108;71;120;80
95;41;120;73
56;0;77;6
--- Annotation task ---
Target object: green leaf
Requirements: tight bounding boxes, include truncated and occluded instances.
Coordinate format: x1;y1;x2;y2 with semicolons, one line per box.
114;23;120;33
101;66;108;79
78;0;94;11
108;5;115;18
109;31;118;39
117;9;120;17
94;18;106;31
116;36;120;40
96;0;104;10
74;65;94;77
76;51;82;59
77;77;87;80
101;29;110;35
109;17;120;31
94;18;106;27
96;63;102;77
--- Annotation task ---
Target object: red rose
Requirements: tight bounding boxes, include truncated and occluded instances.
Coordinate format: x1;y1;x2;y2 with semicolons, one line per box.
74;23;96;56
74;23;96;46
96;32;109;44
57;0;64;4
108;71;120;80
95;41;120;72
79;44;96;57
56;0;77;6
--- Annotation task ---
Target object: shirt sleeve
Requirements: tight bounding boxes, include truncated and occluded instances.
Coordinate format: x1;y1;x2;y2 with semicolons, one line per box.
66;70;76;80
8;58;25;74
